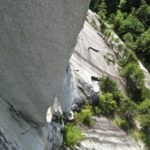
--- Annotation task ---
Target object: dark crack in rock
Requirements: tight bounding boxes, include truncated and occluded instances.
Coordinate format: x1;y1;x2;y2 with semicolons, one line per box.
0;127;18;150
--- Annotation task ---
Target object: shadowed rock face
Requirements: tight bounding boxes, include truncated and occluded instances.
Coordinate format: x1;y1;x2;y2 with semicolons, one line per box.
0;0;90;125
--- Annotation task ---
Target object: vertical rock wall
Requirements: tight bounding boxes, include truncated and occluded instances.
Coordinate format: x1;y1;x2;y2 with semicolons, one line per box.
0;0;90;125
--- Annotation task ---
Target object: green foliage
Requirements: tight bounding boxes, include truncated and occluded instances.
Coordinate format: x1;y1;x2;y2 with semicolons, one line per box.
130;129;138;142
123;32;133;43
90;0;120;14
113;37;120;44
98;93;117;116
63;124;84;147
90;0;101;12
99;76;118;94
109;11;145;40
136;28;150;53
113;90;126;106
136;3;150;28
140;115;150;129
104;0;120;14
121;62;145;101
91;0;150;72
120;0;142;12
140;113;150;149
100;21;107;33
97;0;107;20
113;116;129;130
118;14;144;38
99;76;137;124
91;1;150;147
119;50;138;67
140;130;150;150
138;98;150;114
103;29;112;41
136;28;150;71
91;19;99;31
109;10;126;32
74;105;95;127
92;106;102;116
99;76;127;106
83;115;95;127
118;99;137;120
123;33;137;50
118;0;127;9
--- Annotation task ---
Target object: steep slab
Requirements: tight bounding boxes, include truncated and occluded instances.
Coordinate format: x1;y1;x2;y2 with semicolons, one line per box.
0;0;90;124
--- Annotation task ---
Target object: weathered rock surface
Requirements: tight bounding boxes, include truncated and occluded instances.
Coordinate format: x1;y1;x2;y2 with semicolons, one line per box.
0;95;64;150
0;0;90;125
139;61;150;89
79;116;141;150
0;0;90;150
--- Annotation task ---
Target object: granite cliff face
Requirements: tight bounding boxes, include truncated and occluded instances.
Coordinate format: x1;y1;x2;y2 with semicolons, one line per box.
0;0;90;125
0;1;149;150
0;0;90;149
70;10;150;105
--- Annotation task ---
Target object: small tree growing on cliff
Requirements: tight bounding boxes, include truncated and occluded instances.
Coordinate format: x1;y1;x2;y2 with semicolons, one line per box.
98;93;117;116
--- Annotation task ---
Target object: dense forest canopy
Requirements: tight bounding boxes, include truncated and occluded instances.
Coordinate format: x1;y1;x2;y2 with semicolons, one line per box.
90;0;150;71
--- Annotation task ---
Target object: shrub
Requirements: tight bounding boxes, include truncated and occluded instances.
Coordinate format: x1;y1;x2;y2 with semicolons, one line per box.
113;116;129;131
92;106;102;116
130;129;138;142
99;76;126;106
63;124;84;147
99;76;136;121
113;90;126;106
123;33;137;50
140;130;150;150
137;98;150;114
98;93;117;116
109;10;126;32
118;99;137;121
136;28;150;72
121;62;145;102
118;14;144;38
140;115;150;130
83;115;95;127
97;0;107;20
74;105;95;127
99;76;118;94
119;50;138;67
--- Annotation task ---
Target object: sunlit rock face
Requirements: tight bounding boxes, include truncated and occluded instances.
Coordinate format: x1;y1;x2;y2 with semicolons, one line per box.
70;10;150;104
0;0;90;125
70;10;125;103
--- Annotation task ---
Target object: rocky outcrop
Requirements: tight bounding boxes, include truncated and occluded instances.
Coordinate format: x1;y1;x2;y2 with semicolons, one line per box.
70;10;125;103
70;9;150;104
0;0;90;149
